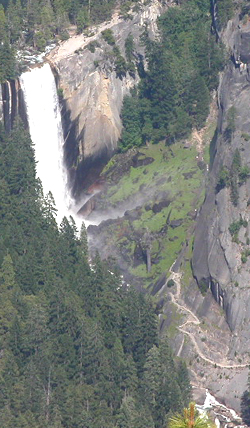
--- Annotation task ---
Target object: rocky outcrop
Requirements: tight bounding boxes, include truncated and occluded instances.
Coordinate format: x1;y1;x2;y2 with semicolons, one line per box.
193;16;250;360
0;79;28;132
48;1;164;199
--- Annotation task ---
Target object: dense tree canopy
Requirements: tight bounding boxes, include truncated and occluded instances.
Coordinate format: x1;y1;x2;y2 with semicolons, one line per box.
119;0;226;150
0;119;192;427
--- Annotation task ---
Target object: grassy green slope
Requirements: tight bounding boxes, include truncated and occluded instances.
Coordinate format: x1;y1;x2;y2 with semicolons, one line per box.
88;135;211;290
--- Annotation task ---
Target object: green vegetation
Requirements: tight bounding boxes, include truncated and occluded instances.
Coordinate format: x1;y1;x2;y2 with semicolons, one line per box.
217;166;230;191
119;0;224;150
101;28;116;45
0;0;139;65
0;120;192;427
98;141;205;289
239;165;250;185
113;45;127;78
169;402;214;428
218;149;250;205
199;279;209;295
125;33;136;75
86;40;100;52
167;279;175;288
241;133;250;141
217;0;234;29
101;30;127;78
224;106;237;142
241;249;250;263
229;216;248;242
230;149;242;206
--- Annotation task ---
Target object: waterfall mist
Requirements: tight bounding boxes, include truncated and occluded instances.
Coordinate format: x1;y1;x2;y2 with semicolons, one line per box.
20;63;84;228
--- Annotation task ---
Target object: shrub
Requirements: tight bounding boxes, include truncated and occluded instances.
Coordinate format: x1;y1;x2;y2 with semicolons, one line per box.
86;41;100;53
57;88;63;99
167;279;175;288
113;46;127;78
217;166;230;191
229;216;248;241
241;249;250;263
239;165;250;185
224;106;237;142
241;133;250;141
101;29;115;45
199;279;208;295
242;253;247;263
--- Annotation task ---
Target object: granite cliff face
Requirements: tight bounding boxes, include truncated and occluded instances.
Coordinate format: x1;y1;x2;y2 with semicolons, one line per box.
189;15;250;407
193;16;250;342
48;1;164;200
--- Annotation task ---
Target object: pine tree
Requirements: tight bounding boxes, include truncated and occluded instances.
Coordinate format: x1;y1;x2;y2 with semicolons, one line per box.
120;94;142;151
0;253;19;343
187;74;210;129
143;345;161;406
177;361;192;406
147;46;177;140
169;402;214;428
6;0;23;43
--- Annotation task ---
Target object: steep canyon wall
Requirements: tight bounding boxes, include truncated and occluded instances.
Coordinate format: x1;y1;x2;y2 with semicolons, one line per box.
48;0;163;201
193;16;250;357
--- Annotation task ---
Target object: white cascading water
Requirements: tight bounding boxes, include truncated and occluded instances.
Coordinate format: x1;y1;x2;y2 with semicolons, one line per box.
20;63;80;226
197;390;244;428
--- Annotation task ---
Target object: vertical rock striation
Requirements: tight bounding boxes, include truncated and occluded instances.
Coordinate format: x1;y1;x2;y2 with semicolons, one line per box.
48;1;164;200
193;15;250;355
0;79;28;132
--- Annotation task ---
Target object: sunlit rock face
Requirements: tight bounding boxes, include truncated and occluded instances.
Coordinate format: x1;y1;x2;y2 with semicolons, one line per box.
48;0;163;201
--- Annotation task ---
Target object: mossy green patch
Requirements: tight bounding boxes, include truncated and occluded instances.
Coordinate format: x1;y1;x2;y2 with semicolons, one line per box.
95;141;206;287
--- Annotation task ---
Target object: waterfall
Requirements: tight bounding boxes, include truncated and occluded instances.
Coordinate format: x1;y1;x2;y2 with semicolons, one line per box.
20;63;78;226
197;390;243;428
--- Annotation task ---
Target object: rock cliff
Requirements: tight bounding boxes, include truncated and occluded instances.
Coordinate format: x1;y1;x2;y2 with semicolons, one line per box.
193;16;250;344
48;1;164;200
190;15;250;408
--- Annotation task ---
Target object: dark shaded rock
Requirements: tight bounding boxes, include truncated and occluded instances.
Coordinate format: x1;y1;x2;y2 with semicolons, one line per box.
132;152;154;167
169;236;178;241
187;210;198;219
183;171;196;179
152;199;171;213
151;273;166;296
133;245;146;267
1;79;28;133
197;160;206;170
240;31;250;64
124;208;141;220
155;297;165;313
170;219;183;228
